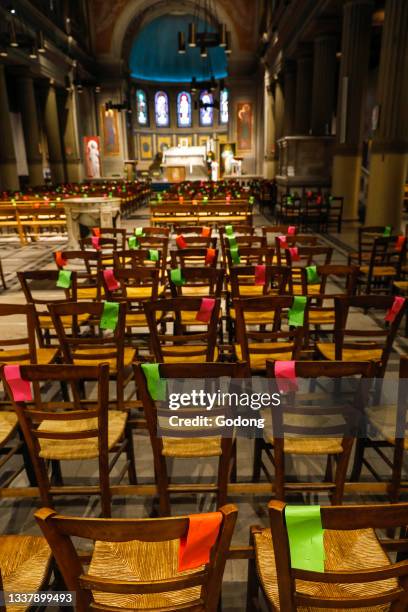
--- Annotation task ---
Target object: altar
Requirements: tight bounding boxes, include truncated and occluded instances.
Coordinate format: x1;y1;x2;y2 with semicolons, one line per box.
161;146;208;182
63;196;121;248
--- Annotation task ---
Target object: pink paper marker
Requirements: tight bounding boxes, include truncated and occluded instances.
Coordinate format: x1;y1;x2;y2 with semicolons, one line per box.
274;361;298;393
196;298;216;323
287;226;296;235
255;265;266;286
103;269;120;291
4;365;32;402
385;297;406;323
277;235;288;248
176;235;187;249
289;247;300;261
92;236;101;250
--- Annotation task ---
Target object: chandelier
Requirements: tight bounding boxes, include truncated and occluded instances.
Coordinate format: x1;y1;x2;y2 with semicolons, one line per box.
177;0;232;57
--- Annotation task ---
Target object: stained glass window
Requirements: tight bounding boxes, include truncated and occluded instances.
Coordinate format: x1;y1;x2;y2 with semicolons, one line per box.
155;91;170;127
199;90;214;127
177;91;192;127
136;89;148;126
220;88;229;125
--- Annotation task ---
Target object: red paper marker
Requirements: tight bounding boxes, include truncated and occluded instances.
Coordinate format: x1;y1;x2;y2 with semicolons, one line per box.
385;297;406;323
176;235;187;249
178;512;222;572
255;264;266;286
277;235;288;248
275;361;298;393
4;365;33;402
103;269;120;291
205;248;216;265
92;236;101;250
92;227;101;237
287;226;296;235
395;236;406;252
55;251;67;267
196;298;216;323
289;247;300;261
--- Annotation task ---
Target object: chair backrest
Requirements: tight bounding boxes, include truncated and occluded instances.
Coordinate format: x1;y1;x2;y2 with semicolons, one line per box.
268;499;408;611
35;503;238;612
168;267;225;298
0;303;37;363
174;225;214;236
170;248;219;268
80;236;118;253
284;245;333;268
369;236;406;272
18;270;78;306
356;226;390;264
113;249;164;274
126;237;169;278
101;267;161;303
333;295;407;371
54;250;102;299
133;226;170;237
229;266;290;297
291;264;359;297
1;363;111;510
144;297;221;362
92;227;127;250
175;235;218;249
226;246;276;267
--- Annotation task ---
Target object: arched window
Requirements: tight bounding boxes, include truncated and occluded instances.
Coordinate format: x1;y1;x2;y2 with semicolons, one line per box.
199;90;214;127
155;91;170;127
220;88;229;125
136;89;148;126
177;91;192;128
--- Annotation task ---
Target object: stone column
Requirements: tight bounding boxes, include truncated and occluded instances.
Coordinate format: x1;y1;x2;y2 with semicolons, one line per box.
366;0;408;228
18;77;43;186
274;75;285;169
0;65;19;191
64;90;82;182
311;34;337;135
264;70;276;178
332;0;373;219
44;83;66;183
294;52;313;134
283;61;296;136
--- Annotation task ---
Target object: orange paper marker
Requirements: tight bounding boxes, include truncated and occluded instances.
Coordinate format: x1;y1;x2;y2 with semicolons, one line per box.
178;512;222;572
205;248;216;265
201;226;211;238
55;251;67;267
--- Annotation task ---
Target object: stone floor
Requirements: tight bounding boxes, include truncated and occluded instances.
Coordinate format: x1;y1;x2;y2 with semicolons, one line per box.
0;205;407;610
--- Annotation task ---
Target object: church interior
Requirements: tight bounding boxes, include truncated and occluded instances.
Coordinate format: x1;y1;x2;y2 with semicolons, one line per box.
0;0;408;610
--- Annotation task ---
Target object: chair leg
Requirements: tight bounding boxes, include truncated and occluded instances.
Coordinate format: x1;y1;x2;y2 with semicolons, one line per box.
217;450;231;508
389;443;404;503
350;437;367;482
246;547;259;611
125;423;137;485
252;438;263;482
155;455;171;516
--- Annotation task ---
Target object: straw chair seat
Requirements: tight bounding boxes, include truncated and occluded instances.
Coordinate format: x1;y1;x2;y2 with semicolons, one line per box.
77;286;98;300
365;405;408;449
230;308;275;324
265;433;343;455
359;266;397;276
126;286;165;299
73;347;136;371
254;527;397;611
0;347;59;365
37;410;128;460
0;411;18;445
162;436;222;457
235;344;293;370
227;283;264;296
293;284;320;295
180;286;214;297
162;346;218;364
317;343;382;362
309;310;335;324
88;538;203;610
393;281;408;291
38;312;90;329
0;535;52;611
180;309;222;325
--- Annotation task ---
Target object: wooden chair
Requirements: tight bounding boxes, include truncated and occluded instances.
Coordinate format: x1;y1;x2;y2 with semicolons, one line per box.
316;295;407;378
35;503;237;611
55;250;102;301
0;534;52;610
174;225;214;236
262;226;294;245
275;235;319;266
168;267;224;299
175;235;218;249
128;236;170;281
134;361;247;514
49;301;136;409
348;225;391;266
18;269;90;347
144;297;221;363
0;257;6;290
170;247;219;268
254;360;374;502
327;196;344;233
358;235;406;295
229;265;290;299
91;226;127;250
351;355;408;499
222;235;266;268
249;500;408;612
1;363;136;517
80;236;119;269
301;197;329;233
226;246;276;268
233;296;305;373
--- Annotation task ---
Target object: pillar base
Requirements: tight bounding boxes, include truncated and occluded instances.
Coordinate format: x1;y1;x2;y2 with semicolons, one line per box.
332;154;361;220
0;162;19;191
365;152;408;228
263;160;277;179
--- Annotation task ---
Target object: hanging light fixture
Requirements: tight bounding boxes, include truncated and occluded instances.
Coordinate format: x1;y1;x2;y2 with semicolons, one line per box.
188;22;197;47
178;31;186;54
37;31;46;54
178;0;232;57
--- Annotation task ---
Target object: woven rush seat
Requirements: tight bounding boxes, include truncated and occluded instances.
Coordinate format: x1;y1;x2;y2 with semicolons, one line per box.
126;286;165;299
230;308;275;323
309;310;335;324
293;284;321;295
0;535;52;612
235;343;293;370
38;411;128;460
0;411;18;444
162;436;222;457
359;266;397;276
73;347;136;370
317;343;382;362
393;281;408;291
88;538;203;610
0;347;59;364
365;404;408;448
179;286;213;297
38;312;90;328
254;527;397;612
161;345;218;363
77;286;99;300
227;283;264;296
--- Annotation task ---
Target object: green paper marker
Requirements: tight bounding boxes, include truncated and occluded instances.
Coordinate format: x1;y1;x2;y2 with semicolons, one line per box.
148;249;159;262
285;505;325;573
306;265;321;285
56;269;72;289
141;363;167;401
383;225;392;237
100;301;119;331
128;236;138;250
288;296;307;327
135;227;145;237
227;235;237;248
170;268;185;286
230;246;241;264
225;225;234;236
